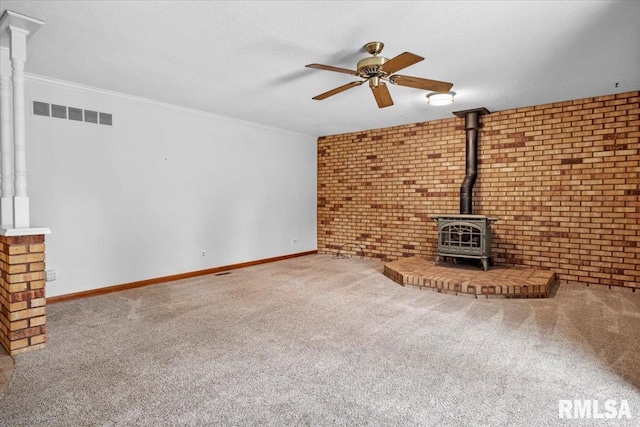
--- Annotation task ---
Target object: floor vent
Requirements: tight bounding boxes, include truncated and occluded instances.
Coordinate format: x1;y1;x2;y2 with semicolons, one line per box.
214;272;232;276
33;101;112;126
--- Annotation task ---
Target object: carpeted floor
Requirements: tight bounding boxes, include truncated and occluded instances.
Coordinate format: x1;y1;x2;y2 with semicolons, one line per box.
2;254;639;426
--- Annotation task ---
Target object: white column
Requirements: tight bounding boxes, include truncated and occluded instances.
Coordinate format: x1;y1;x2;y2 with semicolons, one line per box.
9;25;29;227
0;46;13;225
0;11;44;230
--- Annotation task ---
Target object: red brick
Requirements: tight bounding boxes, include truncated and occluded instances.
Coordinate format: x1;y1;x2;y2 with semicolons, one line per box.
318;91;639;291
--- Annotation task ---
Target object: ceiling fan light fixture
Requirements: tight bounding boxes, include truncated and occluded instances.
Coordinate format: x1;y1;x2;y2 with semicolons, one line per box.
427;92;455;106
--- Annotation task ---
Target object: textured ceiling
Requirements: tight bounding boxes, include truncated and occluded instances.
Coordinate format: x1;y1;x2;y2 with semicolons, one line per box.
1;1;639;137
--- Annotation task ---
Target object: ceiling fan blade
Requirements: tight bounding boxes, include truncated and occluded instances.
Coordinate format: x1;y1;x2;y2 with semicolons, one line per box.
371;83;394;108
312;81;364;100
380;52;424;74
305;63;359;76
389;75;453;93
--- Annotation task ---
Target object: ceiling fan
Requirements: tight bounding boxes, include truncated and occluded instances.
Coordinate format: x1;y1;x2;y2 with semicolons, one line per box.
305;41;453;108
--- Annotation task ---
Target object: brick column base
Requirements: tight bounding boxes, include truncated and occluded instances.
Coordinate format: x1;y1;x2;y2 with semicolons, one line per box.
0;234;46;355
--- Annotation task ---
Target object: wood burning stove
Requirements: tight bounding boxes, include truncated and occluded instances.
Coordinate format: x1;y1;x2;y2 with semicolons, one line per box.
432;107;497;271
432;214;498;271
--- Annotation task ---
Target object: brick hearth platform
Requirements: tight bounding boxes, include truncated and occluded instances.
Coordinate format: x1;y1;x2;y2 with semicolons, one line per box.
384;256;556;298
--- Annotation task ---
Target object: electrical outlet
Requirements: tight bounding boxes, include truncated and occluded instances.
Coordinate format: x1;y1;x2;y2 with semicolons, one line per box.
201;250;206;258
292;238;298;245
45;269;56;282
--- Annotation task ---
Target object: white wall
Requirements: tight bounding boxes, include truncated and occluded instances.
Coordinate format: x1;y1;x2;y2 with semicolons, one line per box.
23;76;317;297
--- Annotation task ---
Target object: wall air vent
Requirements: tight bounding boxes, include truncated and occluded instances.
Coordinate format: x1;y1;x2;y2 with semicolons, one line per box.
32;101;112;126
68;107;83;121
99;112;112;126
51;104;67;119
84;109;98;123
33;101;50;117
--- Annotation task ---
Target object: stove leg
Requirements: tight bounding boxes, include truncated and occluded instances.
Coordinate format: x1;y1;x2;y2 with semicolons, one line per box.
481;259;489;271
435;255;440;265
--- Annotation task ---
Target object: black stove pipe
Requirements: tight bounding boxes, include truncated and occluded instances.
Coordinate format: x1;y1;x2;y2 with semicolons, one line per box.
453;108;490;215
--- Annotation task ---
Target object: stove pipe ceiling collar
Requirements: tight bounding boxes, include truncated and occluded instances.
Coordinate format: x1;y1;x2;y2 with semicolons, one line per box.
453;108;490;215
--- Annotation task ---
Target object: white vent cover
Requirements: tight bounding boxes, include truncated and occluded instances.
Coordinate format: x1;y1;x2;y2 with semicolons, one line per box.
32;101;112;126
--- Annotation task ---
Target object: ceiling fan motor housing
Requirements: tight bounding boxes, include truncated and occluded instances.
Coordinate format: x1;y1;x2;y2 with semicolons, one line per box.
357;56;388;80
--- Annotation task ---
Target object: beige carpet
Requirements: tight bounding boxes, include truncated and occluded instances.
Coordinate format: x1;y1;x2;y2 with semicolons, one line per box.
2;254;639;426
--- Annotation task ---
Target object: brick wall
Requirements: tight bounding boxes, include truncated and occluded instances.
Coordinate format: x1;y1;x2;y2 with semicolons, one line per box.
0;235;47;355
317;91;639;290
